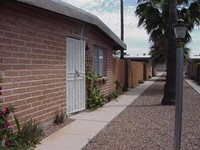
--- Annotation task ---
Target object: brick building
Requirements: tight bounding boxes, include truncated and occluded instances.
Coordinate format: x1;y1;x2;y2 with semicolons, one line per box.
0;0;126;125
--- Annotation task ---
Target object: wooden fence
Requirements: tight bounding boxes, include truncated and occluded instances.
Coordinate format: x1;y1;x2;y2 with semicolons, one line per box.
112;58;153;89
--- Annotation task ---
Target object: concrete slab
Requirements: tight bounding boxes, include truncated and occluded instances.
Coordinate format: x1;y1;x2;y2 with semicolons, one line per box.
56;120;107;136
70;106;125;122
185;78;200;94
36;133;91;150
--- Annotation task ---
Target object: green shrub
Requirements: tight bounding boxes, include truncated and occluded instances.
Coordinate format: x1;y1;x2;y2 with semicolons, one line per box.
106;92;119;102
86;71;105;109
110;92;118;100
87;84;105;109
13;117;44;149
104;80;121;103
138;80;144;84
18;120;43;145
0;108;43;150
54;111;66;124
0;105;15;148
114;80;121;93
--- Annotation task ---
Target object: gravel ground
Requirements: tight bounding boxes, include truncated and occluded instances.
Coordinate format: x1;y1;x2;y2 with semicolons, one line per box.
82;76;200;150
43;118;74;138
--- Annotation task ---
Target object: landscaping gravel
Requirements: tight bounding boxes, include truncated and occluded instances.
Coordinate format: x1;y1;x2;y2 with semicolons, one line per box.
43;118;74;138
82;76;200;150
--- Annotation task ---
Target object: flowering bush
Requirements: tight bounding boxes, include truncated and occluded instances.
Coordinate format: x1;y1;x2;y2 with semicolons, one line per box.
0;105;15;148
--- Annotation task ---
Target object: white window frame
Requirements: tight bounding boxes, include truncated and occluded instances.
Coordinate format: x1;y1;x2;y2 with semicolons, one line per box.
93;46;106;77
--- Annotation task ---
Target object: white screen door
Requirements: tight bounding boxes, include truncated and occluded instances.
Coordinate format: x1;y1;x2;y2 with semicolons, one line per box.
66;38;85;114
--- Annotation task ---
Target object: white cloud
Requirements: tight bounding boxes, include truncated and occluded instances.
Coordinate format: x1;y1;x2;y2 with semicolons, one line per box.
97;8;150;54
61;0;98;8
61;0;200;55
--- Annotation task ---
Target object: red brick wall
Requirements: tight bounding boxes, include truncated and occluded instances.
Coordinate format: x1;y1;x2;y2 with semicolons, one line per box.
99;48;115;95
0;1;115;125
86;26;115;96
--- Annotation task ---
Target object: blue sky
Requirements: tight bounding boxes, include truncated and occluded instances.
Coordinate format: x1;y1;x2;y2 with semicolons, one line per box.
62;0;200;56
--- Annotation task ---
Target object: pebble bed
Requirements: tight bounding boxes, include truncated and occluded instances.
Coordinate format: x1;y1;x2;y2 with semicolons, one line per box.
43;118;74;138
82;77;200;150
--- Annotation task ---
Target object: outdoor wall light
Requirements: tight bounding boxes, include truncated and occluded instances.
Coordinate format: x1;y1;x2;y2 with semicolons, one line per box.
85;44;90;51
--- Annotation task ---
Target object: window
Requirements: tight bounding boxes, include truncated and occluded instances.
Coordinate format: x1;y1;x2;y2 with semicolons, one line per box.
93;47;106;77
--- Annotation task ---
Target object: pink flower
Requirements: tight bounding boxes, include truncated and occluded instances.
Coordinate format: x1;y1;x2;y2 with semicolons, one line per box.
4;120;10;128
4;107;10;115
5;141;11;146
0;86;2;95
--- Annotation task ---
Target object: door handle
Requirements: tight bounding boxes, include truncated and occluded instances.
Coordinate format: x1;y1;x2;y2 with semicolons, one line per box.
75;70;80;77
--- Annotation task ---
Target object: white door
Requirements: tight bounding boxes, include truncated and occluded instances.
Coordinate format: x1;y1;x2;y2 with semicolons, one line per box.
66;38;85;114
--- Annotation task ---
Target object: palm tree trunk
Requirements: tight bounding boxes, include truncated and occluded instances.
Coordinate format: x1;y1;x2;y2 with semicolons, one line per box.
161;0;177;105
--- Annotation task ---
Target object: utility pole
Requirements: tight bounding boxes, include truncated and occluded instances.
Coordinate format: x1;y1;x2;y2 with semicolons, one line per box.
120;0;124;59
120;0;128;91
120;0;124;41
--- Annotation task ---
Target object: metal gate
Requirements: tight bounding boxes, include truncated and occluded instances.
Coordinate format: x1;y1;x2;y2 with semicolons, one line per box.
66;38;85;114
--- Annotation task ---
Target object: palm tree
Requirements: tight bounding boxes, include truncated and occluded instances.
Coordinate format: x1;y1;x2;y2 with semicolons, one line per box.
183;46;190;62
149;45;190;65
135;0;200;105
149;47;166;65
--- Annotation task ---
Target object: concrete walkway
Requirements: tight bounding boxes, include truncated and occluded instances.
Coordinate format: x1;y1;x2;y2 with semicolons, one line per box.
185;78;200;94
36;73;162;150
36;74;200;150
